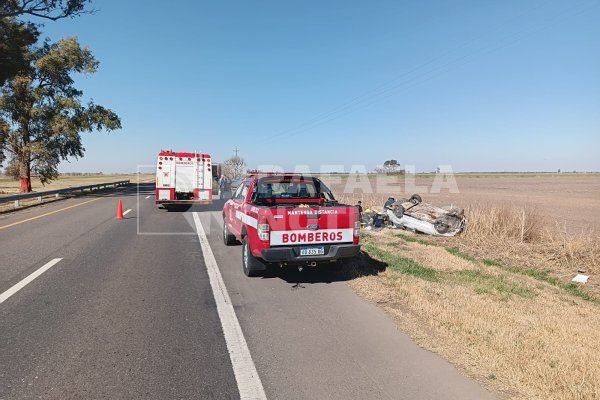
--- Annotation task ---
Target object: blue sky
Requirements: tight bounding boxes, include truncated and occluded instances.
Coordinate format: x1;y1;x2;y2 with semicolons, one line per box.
34;0;599;173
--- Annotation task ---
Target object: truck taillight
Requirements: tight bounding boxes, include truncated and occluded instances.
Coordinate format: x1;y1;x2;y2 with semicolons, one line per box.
258;223;270;241
354;220;360;238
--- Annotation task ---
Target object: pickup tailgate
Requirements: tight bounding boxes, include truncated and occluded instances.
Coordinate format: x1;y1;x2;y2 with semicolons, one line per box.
267;206;358;246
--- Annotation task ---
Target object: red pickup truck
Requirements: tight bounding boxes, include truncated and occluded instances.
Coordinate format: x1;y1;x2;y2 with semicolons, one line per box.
222;174;361;276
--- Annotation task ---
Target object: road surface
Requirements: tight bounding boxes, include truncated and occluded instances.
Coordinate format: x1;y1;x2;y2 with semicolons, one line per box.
0;183;495;399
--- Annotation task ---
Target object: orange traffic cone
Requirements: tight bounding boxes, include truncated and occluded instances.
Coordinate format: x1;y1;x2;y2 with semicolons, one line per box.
116;199;124;219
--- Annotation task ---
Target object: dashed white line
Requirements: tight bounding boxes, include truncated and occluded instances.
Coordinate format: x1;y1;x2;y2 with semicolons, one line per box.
123;209;132;216
0;258;63;304
192;212;267;400
144;195;151;199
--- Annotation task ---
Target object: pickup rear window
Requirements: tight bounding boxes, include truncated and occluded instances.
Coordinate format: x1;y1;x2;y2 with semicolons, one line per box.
256;180;317;199
252;176;337;204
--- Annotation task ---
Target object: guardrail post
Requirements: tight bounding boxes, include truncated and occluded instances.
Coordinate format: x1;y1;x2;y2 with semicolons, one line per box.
37;196;42;202
14;199;19;208
55;193;60;198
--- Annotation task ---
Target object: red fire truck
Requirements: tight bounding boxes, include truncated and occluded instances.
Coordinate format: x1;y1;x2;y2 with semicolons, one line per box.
222;173;361;276
155;150;213;208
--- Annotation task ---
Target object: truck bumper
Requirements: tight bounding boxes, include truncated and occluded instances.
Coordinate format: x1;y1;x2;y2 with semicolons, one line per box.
261;244;360;264
156;200;212;205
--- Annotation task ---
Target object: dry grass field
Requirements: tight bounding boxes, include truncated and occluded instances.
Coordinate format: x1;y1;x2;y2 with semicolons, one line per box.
325;173;600;293
0;174;155;212
325;173;600;399
344;231;600;400
324;173;600;233
0;174;154;196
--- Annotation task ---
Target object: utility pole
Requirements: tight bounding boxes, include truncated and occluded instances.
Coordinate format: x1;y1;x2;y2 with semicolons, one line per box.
233;146;240;157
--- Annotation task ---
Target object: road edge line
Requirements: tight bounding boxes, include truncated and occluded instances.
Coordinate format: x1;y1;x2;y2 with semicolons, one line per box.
192;212;267;400
0;258;63;304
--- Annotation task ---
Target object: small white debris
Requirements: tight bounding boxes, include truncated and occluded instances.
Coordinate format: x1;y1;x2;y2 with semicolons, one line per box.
572;274;589;284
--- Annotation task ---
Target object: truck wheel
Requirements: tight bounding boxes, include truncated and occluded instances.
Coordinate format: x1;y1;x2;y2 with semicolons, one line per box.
242;237;264;277
223;219;236;246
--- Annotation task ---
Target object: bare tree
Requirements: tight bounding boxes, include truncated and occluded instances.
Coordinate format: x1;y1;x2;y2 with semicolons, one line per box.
222;155;246;180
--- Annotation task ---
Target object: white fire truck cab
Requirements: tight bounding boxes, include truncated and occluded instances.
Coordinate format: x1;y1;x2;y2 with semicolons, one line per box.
155;150;213;208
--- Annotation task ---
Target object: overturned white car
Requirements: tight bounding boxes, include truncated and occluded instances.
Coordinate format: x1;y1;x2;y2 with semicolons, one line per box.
384;195;465;236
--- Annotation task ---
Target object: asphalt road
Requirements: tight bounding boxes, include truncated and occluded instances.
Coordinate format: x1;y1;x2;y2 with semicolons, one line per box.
0;184;495;400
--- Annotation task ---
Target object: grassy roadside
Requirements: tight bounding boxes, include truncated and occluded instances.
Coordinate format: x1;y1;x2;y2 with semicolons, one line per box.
445;246;598;304
345;230;600;400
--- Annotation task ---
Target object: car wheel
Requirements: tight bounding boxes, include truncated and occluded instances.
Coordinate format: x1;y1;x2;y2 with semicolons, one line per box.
394;205;405;218
223;219;236;246
409;194;422;204
242;237;264;277
434;220;450;234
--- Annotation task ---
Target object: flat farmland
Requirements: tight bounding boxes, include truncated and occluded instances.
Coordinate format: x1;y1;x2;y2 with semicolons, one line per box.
323;173;600;234
0;174;155;196
0;174;155;212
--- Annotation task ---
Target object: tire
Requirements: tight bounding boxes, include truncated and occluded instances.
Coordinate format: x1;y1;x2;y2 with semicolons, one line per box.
223;219;236;246
383;197;396;210
393;205;405;218
434;220;450;234
409;194;422;204
242;237;264;277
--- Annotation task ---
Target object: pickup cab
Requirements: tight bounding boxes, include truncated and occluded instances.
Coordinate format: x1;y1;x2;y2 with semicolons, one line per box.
222;174;361;276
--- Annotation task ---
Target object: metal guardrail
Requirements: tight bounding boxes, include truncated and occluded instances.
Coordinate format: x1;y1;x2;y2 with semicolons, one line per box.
0;180;130;208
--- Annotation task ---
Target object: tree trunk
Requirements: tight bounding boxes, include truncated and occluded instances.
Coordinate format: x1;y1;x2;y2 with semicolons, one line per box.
19;154;32;193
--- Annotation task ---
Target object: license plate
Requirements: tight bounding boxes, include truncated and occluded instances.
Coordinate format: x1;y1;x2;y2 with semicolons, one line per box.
300;246;325;256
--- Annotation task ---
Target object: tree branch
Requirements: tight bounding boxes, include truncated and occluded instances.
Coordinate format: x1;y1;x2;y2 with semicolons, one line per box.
0;0;95;21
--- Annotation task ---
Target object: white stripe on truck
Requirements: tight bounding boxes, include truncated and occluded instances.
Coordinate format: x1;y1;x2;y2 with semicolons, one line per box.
270;228;353;246
235;211;258;229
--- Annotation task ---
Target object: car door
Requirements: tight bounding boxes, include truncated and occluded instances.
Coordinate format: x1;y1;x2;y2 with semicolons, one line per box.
228;180;251;236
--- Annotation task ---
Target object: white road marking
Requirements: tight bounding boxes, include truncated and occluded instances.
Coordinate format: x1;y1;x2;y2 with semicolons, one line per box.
192;212;267;400
123;209;132;216
145;195;151;199
0;258;63;304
